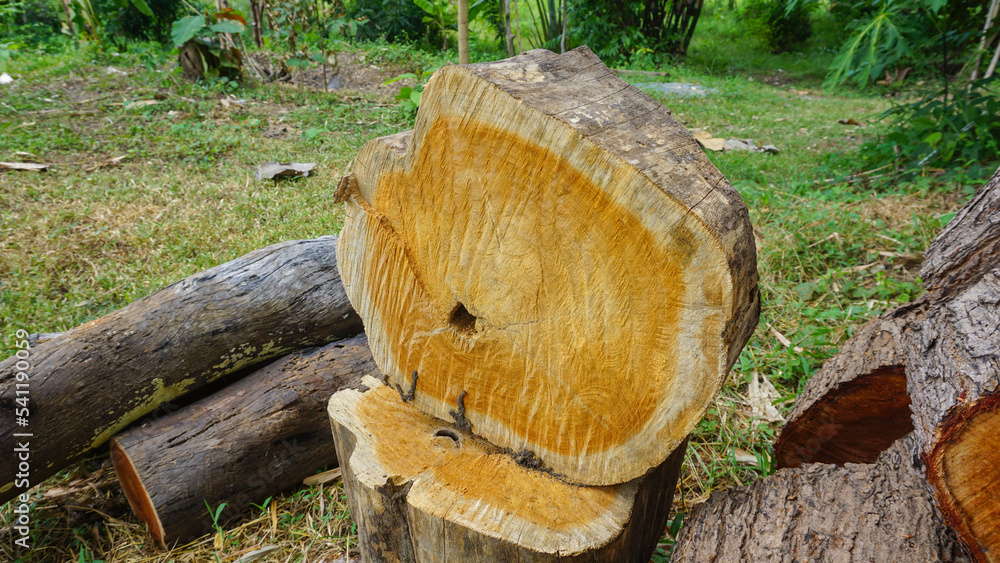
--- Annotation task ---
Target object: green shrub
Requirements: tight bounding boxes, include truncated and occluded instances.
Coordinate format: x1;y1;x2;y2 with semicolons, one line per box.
101;0;184;44
345;0;430;44
741;0;812;53
861;77;1000;174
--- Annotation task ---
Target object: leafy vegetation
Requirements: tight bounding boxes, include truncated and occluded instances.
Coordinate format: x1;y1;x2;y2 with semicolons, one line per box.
0;0;996;560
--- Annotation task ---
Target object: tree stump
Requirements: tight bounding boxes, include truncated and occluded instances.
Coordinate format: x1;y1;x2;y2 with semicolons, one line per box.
335;46;759;486
0;236;361;504
671;434;971;562
329;376;686;562
110;334;376;547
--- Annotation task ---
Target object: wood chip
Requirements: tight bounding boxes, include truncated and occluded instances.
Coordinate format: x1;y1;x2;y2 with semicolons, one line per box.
769;327;792;348
303;467;342;486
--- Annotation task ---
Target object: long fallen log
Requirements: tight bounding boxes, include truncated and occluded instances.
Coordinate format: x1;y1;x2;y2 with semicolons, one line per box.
0;236;362;504
111;334;376;548
671;434;971;562
329;376;687;562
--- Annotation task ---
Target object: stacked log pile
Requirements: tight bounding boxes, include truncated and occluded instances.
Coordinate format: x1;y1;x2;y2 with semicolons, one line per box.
0;236;381;546
672;168;1000;562
329;46;760;561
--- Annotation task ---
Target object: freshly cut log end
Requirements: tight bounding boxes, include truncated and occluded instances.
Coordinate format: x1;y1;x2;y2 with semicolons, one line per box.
328;376;686;562
927;394;1000;563
110;444;165;543
774;364;913;468
110;335;375;547
671;434;972;563
774;311;917;468
336;46;759;485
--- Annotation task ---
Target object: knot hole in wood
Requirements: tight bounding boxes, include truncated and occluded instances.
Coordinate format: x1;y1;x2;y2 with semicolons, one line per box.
448;302;478;335
434;428;462;446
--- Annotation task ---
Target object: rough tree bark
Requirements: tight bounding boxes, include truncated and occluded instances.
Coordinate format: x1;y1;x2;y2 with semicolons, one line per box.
0;236;362;505
903;270;1000;562
335;46;759;486
671;434;971;562
110;334;375;548
329;377;687;562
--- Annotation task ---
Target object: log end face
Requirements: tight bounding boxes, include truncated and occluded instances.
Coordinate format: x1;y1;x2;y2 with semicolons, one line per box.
110;439;167;549
774;366;913;468
327;377;651;557
338;47;758;485
928;394;1000;562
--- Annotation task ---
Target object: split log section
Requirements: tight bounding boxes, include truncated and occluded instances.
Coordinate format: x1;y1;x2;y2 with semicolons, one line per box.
335;46;760;486
111;334;376;548
331;46;759;561
329;376;686;562
0;236;362;505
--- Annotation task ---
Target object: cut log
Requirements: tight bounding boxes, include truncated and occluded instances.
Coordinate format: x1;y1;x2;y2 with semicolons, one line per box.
770;168;1000;561
773;307;919;468
0;236;362;504
336;46;759;485
671;434;971;562
903;267;1000;562
110;334;376;548
328;376;686;562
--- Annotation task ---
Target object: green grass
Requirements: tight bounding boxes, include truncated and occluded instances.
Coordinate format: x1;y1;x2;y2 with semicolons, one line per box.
0;20;984;562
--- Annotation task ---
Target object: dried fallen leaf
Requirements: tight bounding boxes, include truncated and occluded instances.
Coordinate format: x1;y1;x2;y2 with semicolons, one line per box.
255;161;316;181
0;161;49;172
733;448;759;466
232;545;280;563
724;138;758;152
747;370;785;424
697;137;726;151
84;155;127;172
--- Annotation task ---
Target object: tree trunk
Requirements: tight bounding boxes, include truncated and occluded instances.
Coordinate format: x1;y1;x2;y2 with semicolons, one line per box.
0;236;362;505
773;307;918;468
334;46;759;486
110;334;375;548
918;169;1000;296
329;376;687;562
671;434;971;562
249;0;266;48
503;0;514;56
457;0;470;64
